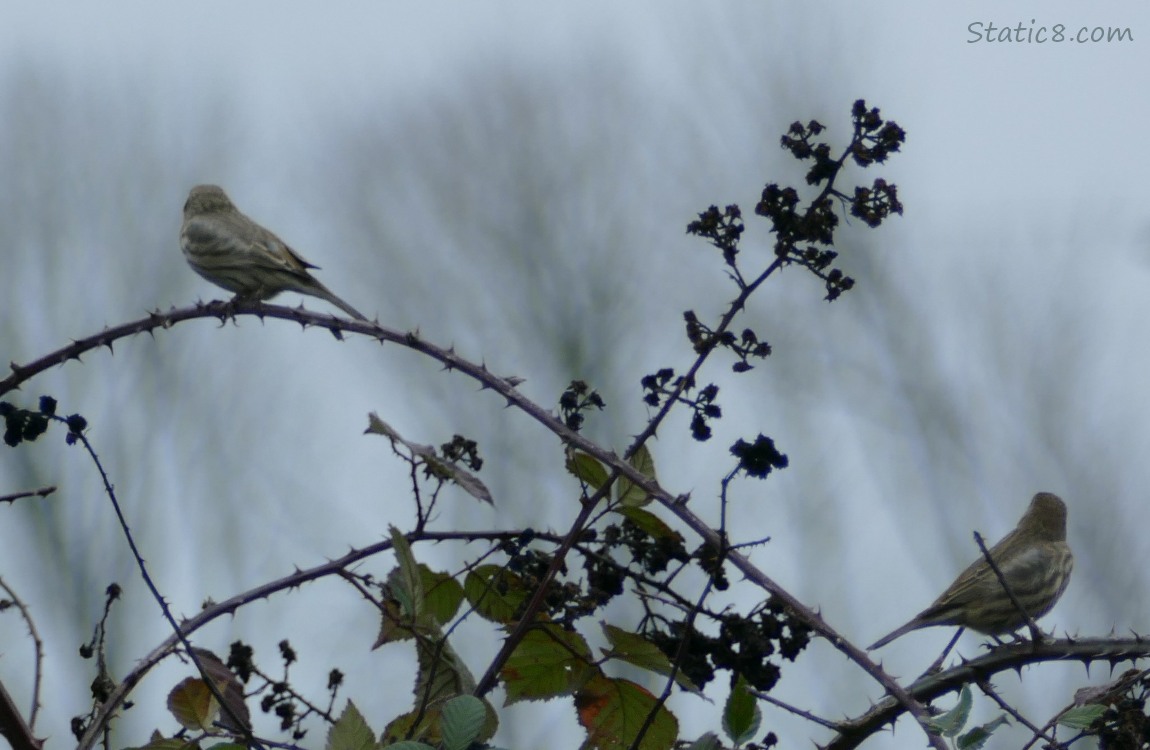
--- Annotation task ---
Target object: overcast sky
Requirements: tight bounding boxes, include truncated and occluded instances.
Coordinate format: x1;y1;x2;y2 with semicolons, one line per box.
2;3;1149;748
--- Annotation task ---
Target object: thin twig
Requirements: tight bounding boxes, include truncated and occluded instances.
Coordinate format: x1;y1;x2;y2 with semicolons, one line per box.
752;690;845;732
920;628;964;677
0;577;44;730
973;531;1042;641
0;486;56;504
976;679;1063;748
68;428;259;747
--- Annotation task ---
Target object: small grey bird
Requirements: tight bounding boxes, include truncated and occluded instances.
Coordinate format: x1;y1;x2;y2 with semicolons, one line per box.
868;492;1073;650
180;185;367;320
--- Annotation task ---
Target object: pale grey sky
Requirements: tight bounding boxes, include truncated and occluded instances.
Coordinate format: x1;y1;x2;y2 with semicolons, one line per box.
2;2;1148;748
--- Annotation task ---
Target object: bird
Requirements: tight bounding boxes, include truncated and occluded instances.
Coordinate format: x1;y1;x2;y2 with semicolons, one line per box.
180;184;368;321
868;492;1072;650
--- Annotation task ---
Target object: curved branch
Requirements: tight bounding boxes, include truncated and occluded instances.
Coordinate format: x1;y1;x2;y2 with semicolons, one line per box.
17;303;936;745
824;637;1150;749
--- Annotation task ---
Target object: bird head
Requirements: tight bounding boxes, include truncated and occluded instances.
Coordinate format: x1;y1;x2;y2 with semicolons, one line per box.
1018;492;1067;541
184;184;235;217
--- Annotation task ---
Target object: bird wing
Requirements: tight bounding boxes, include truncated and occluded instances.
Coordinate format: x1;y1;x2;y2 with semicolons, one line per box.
263;235;322;273
188;211;320;277
918;537;1046;622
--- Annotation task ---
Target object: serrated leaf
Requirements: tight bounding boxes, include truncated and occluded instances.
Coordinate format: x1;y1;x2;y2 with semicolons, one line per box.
365;412;399;438
464;565;530;624
722;674;760;745
423;567;465;625
441;695;487;750
378;531;481;737
376;530;432;648
926;684;972;737
326;702;378;750
566;450;609;489
390;527;425;618
1058;704;1107;730
381;667;490;746
366;413;492;504
956;714;1008;750
502;626;597;704
600;624;699;693
372;598;411;648
414;636;478;714
423;453;494;505
575;675;678;750
618;444;656;506
382;743;436;750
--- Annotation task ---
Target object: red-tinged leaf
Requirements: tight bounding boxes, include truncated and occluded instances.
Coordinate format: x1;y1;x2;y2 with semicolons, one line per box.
575;675;678;750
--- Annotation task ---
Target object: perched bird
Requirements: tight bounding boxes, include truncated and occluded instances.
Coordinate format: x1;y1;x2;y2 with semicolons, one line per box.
868;492;1073;650
180;184;368;321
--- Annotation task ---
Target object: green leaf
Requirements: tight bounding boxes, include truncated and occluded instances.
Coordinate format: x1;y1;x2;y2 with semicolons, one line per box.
389;526;425;619
601;624;699;693
422;567;465;626
326;701;378;750
956;714;1008;750
926;684;972;738
618;444;656;506
1058;704;1106;729
464;565;530;624
440;695;487;750
502;626;598;704
614;507;685;547
566;450;609;489
722;674;760;745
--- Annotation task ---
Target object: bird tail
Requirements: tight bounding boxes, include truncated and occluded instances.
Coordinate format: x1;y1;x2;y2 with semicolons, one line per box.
297;280;368;321
867;619;923;650
322;291;368;322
